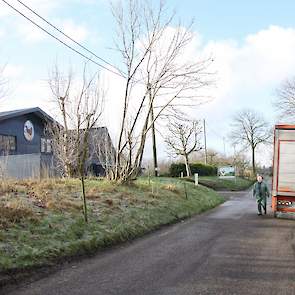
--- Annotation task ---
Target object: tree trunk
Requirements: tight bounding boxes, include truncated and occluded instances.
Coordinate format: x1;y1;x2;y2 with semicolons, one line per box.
150;100;158;177
81;174;88;223
115;78;131;180
65;162;75;178
251;146;256;176
79;130;90;223
184;153;191;177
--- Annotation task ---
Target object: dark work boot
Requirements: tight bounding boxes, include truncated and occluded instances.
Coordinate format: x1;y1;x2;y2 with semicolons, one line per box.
258;203;262;215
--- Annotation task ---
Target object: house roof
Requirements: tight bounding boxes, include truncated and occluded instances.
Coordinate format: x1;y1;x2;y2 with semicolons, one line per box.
0;107;55;123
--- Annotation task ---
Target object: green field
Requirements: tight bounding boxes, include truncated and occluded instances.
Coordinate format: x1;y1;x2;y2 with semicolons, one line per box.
197;176;255;191
0;177;224;274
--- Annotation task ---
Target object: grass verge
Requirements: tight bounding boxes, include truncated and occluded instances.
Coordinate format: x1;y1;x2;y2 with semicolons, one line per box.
196;176;255;191
0;177;223;276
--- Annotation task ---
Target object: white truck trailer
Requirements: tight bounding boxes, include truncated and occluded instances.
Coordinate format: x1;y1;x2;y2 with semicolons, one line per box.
272;124;295;218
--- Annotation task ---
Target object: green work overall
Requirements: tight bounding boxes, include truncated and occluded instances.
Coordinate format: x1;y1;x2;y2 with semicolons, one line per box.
253;181;270;214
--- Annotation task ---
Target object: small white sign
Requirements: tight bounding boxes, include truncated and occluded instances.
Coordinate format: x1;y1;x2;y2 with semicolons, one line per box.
218;166;235;178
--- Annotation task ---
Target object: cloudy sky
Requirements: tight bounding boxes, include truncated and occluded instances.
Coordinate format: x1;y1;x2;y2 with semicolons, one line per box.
1;0;295;165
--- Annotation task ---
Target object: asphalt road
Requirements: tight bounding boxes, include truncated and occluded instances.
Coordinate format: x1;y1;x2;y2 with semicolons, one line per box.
5;190;295;295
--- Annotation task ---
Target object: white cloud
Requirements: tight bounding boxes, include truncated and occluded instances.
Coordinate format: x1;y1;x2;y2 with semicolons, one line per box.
60;19;89;43
1;0;89;43
0;28;5;39
26;0;60;14
0;3;13;18
2;78;52;113
17;21;46;42
192;25;295;165
2;64;24;78
0;0;61;21
16;17;90;43
0;0;59;42
206;25;295;104
0;0;61;17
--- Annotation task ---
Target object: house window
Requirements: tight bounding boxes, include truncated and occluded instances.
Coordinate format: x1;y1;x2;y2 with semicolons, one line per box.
46;139;52;153
41;138;46;153
0;134;16;152
41;138;52;153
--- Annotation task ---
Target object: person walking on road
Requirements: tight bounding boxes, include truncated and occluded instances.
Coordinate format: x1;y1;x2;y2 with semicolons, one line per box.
253;175;270;215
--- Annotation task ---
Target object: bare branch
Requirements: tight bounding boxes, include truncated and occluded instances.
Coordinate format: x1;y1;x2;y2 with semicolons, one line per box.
47;63;104;178
229;109;270;174
110;0;214;182
275;77;295;121
165;119;202;177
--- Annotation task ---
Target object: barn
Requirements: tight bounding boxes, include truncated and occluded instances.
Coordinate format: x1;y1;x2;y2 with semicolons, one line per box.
0;107;114;179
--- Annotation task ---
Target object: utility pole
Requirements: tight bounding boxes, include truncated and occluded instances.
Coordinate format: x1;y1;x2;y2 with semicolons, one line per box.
150;87;158;177
203;119;208;165
223;136;226;156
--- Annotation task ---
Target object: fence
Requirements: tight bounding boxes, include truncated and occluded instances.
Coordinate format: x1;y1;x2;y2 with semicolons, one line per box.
0;153;43;179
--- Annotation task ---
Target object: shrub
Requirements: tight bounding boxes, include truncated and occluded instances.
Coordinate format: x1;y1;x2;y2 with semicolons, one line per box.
190;163;217;176
0;200;38;228
169;163;217;177
169;163;187;177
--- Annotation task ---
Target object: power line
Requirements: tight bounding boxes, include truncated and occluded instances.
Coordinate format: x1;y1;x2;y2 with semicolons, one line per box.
0;0;125;78
206;121;225;140
15;0;123;76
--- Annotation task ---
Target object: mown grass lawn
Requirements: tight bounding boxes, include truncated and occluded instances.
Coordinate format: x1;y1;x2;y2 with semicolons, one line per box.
197;176;255;191
0;177;224;273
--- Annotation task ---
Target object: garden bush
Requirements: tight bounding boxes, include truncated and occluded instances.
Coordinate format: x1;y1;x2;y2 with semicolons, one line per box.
169;163;217;177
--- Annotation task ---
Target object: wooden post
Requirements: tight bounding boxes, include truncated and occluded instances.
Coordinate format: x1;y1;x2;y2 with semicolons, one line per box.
184;182;188;199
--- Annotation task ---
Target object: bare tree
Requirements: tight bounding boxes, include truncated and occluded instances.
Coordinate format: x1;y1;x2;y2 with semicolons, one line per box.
110;0;213;182
232;152;250;177
48;63;104;222
48;67;76;177
230;109;270;175
206;149;219;165
0;141;11;179
0;71;15;177
165;120;202;177
276;78;295;121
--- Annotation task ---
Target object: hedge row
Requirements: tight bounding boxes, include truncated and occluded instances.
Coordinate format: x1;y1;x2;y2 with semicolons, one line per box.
169;163;217;177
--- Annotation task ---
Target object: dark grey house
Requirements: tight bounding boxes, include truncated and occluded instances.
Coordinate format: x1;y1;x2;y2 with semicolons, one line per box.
0;107;114;179
87;127;116;177
0;107;54;179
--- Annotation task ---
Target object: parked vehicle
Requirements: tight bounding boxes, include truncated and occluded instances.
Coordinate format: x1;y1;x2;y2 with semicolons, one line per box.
272;124;295;218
